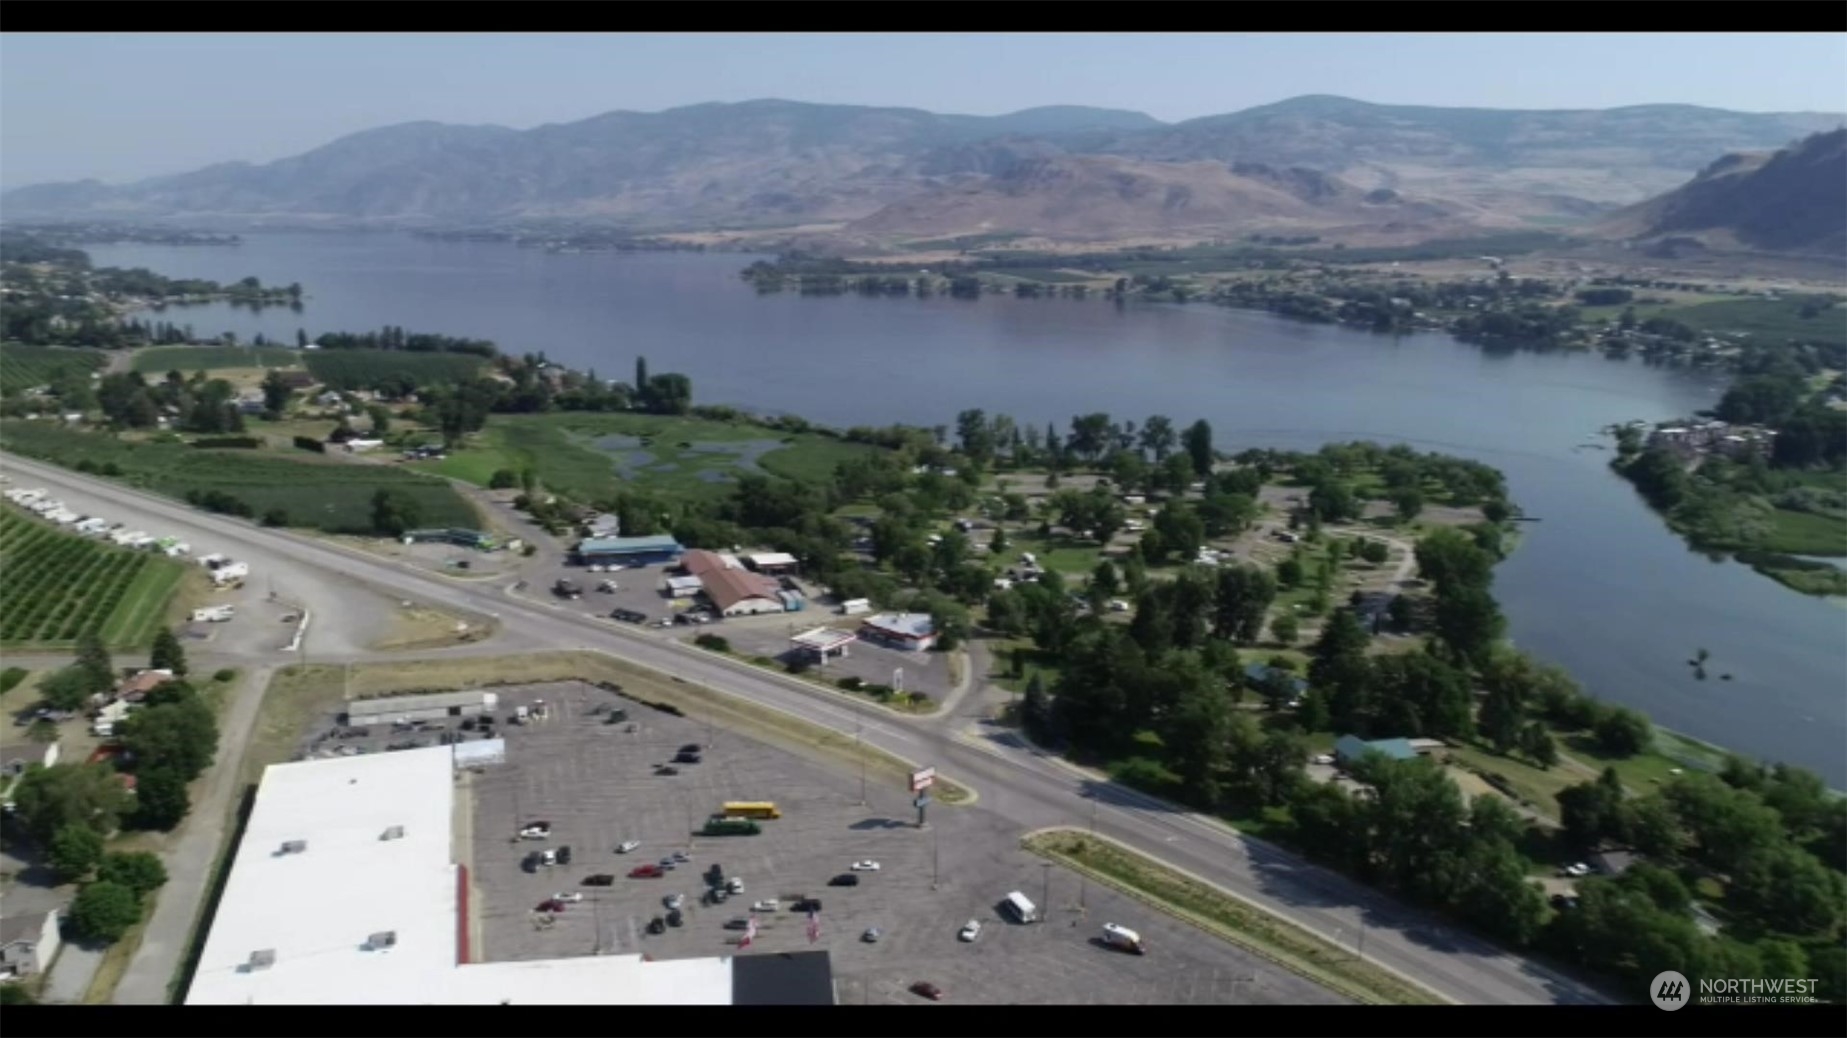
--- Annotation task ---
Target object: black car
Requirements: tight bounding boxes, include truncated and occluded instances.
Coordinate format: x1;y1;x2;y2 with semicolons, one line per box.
673;752;702;765
557;845;573;865
793;898;823;913
679;743;703;754
655;765;679;776
647;916;666;935
584;874;615;886
666;909;684;928
611;608;648;624
829;874;860;887
522;852;544;874
705;864;725;886
723;917;752;930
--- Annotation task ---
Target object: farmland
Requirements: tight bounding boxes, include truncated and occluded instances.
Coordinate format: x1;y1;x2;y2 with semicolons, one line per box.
305;349;487;390
0;422;479;535
130;345;303;374
417;411;878;500
0;344;110;396
0;509;183;649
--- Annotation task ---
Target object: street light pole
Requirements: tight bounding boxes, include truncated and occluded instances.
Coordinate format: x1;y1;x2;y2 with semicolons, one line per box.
1040;862;1051;929
856;721;866;807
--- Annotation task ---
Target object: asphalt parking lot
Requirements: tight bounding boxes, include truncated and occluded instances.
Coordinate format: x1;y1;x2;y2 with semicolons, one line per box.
464;681;1345;1005
713;623;955;703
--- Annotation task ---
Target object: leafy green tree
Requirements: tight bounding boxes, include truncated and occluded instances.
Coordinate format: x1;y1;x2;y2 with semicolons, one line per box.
96;851;169;898
1593;706;1651;757
1414;527;1494;594
1157;452;1196;494
1391;486;1424;523
1212;564;1276;644
69;881;142;944
37;666;95;712
369;488;422;537
1433;584;1504;666
1359;539;1390;565
1270;612;1298;646
1661;773;1785;877
1519;721;1558;767
1728;844;1845;937
1138;415;1176;461
1182;419;1214;478
119;693;218;782
75;629;114;696
49;823;105;882
129;766;190;832
1557;767;1629;851
260;368;295;416
1308;481;1359;522
1275;556;1304;588
488;468;519;490
10;764;132;843
149;628;188;677
1152;502;1204;562
365;403;392;436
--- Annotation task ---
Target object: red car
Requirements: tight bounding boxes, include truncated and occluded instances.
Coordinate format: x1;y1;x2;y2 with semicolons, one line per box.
909;982;944;1002
536;898;567;913
628;864;664;879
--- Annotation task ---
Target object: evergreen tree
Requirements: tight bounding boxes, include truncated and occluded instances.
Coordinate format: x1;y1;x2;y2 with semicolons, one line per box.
74;629;114;695
149;629;188;677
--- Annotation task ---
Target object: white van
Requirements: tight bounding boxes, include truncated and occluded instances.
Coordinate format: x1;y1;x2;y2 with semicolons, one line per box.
1002;890;1039;924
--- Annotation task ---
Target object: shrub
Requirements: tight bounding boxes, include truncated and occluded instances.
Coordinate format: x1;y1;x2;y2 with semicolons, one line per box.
49;824;105;883
68;881;142;944
212;668;238;683
292;435;325;454
693;633;731;653
97;851;169;897
189;436;261;449
489;468;519;489
836;676;866;691
261;508;290;527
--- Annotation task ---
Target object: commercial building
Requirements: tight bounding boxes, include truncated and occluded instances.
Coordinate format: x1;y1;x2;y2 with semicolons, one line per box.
789;627;857;663
185;744;831;1005
683;549;786;617
577;534;685;567
345;690;499;728
859;613;937;652
742;552;800;575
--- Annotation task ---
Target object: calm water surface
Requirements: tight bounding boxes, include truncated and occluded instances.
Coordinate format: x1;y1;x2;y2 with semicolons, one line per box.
86;234;1847;784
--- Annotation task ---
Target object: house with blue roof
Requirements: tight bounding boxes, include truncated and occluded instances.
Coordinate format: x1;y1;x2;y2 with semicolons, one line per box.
1242;663;1309;698
576;534;685;567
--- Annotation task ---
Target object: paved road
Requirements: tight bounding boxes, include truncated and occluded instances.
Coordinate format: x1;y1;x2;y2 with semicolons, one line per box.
2;454;1615;1005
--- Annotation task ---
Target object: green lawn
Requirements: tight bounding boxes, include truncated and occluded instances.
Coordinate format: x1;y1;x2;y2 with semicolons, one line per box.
1663;295;1847;348
1004;529;1105;578
100;557;185;646
417;412;877;501
130;345;303;374
1761;507;1847;556
1;421;477;535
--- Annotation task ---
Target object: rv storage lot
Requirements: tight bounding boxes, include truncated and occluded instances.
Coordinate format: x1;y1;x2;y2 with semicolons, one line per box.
464;682;1344;1005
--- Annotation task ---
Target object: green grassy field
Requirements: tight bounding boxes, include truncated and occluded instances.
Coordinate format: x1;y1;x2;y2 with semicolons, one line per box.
305;350;485;390
0;422;477;535
130;345;303;374
0;344;110;396
417;412;877;500
1663;295;1846;348
1761;507;1847;556
0;510;184;649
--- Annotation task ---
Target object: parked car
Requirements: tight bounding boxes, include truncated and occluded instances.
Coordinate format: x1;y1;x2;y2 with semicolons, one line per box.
518;823;551;839
1559;862;1592;878
647;916;666;935
851;860;880;871
553;892;583;903
862;926;882;943
1310;754;1335;766
536;899;566;913
664;893;685;911
629;864;664;879
910;981;944;1001
671;850;690;863
611;608;648;624
793;897;822;913
539;849;557;867
658;857;677;871
958;920;982;942
726;877;745;895
723;917;752;930
752;899;781;912
557;846;573;865
673;751;702;764
655;765;680;776
667;908;684;927
584;874;615;886
829;874;860;887
522;852;545;873
679;743;703;754
616;840;640;854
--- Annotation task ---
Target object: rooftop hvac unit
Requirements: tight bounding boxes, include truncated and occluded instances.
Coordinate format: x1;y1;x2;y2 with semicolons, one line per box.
277;839;307;855
367;931;398;950
380;825;405;841
247;949;277;971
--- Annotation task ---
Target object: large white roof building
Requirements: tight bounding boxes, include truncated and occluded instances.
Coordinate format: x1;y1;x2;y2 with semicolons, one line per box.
184;745;814;1005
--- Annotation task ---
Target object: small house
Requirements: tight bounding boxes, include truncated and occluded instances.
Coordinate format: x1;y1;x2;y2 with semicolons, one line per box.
0;741;59;779
0;909;62;980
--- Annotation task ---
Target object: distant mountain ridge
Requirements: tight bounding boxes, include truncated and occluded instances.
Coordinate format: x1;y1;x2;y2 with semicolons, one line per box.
1598;129;1847;257
4;96;1840;245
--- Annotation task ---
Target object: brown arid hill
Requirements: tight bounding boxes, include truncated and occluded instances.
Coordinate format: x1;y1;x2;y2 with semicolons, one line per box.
1595;129;1847;258
836;155;1507;245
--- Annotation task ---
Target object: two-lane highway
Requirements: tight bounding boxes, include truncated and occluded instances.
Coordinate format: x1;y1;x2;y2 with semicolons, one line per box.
2;453;1614;1005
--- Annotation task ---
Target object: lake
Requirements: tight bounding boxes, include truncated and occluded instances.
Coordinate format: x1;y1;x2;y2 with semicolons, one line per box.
85;233;1847;786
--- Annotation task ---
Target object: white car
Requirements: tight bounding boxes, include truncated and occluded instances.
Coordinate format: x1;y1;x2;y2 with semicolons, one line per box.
664;893;686;911
1561;862;1592;878
553;892;583;903
752;899;780;912
616;840;640;854
519;824;551;840
850;860;880;872
958;920;982;942
1310;754;1335;766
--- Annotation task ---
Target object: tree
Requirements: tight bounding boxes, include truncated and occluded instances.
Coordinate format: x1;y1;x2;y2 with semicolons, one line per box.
1182;419;1213;477
1359;540;1390;565
1139;415;1176;461
119;694;219;783
9;764;132;843
36;665;96;712
1090;560;1120;600
1432;584;1504;666
149;628;188;677
1022;672;1057;741
955;408;994;465
1593;707;1651;757
1728;844;1846;937
369;488;422;538
1308;481;1359;523
69;881;143;944
1392;486;1424;523
1519;721;1558;767
1067;413;1112;462
1662;773;1786;877
260;368;295;416
74;628;114;698
129;766;190;832
49;823;105;882
1414;527;1494;594
1270;613;1298;645
366;404;392;436
1212;564;1277;644
1276;553;1305;590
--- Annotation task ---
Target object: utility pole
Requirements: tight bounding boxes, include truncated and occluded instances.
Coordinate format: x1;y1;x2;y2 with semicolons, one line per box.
856;721;866;806
1040;862;1052;929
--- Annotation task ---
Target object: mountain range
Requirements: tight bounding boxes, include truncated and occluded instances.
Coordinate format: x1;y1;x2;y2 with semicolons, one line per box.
3;95;1840;249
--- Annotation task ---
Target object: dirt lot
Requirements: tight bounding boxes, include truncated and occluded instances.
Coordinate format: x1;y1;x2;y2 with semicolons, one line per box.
463;682;1343;1005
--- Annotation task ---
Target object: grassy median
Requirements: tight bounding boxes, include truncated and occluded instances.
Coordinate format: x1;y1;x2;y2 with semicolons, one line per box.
1024;829;1445;1006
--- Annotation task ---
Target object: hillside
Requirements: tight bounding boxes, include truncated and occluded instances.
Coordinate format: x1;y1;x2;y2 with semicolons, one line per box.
1596;129;1847;257
3;96;1839;244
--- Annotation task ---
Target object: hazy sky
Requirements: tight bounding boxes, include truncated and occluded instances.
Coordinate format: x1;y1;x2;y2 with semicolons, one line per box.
3;32;1844;188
